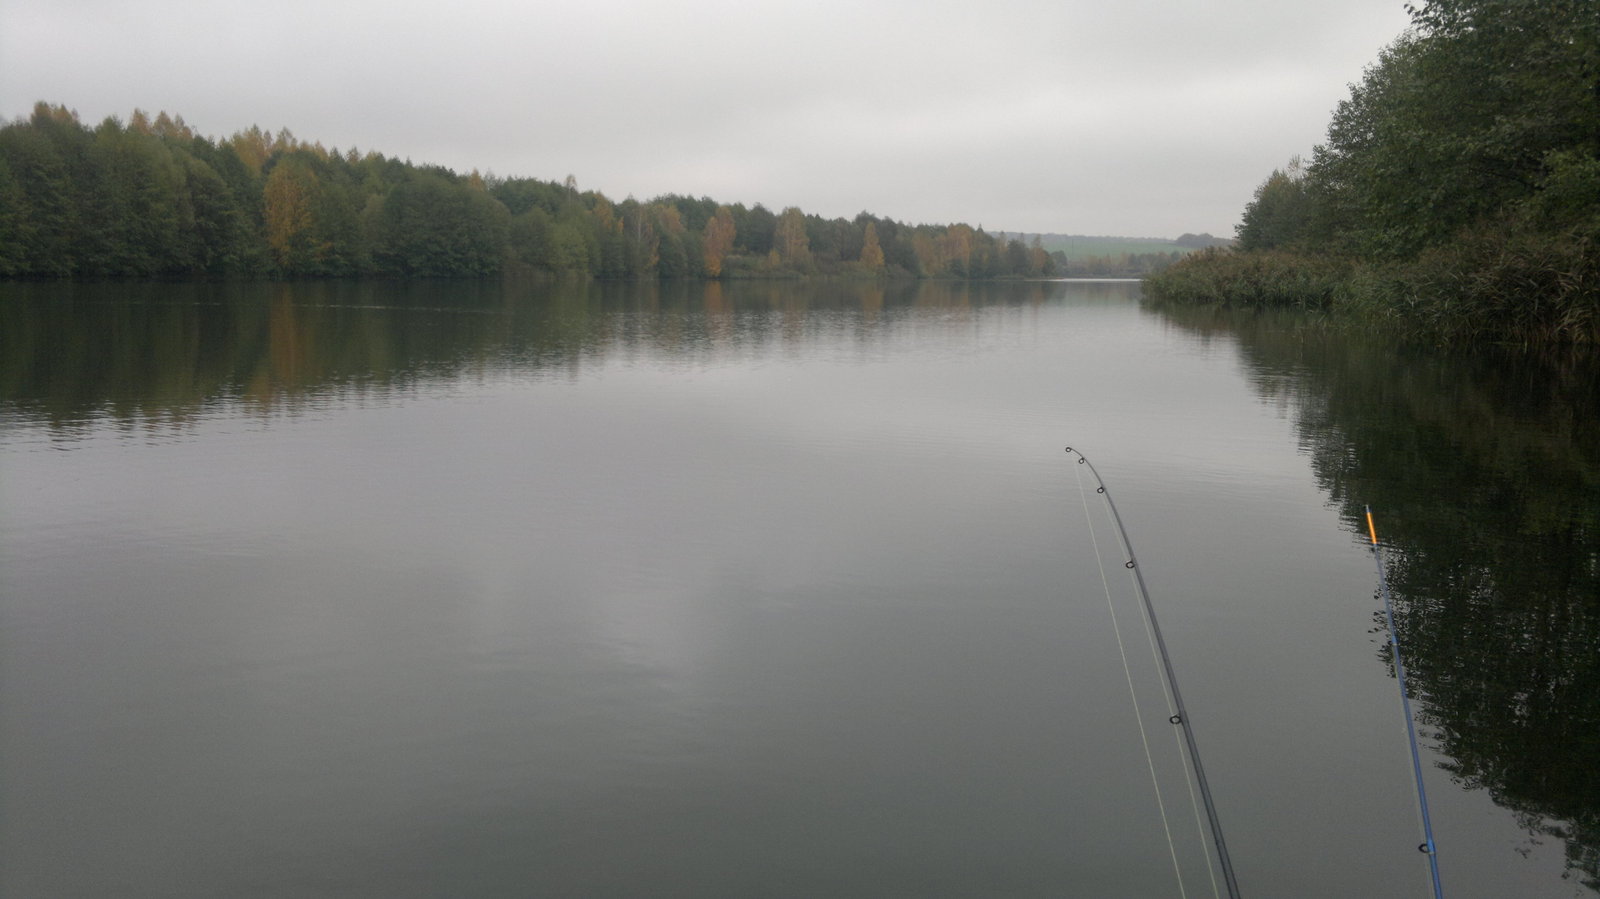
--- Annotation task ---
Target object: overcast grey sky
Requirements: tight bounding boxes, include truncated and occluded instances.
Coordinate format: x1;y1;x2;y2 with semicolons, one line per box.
1;0;1413;238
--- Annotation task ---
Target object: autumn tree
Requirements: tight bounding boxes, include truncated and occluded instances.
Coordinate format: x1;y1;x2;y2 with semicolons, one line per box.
648;202;695;278
1030;236;1055;277
773;206;811;269
702;206;736;277
859;221;885;271
941;224;975;277
226;126;274;175
263;157;321;270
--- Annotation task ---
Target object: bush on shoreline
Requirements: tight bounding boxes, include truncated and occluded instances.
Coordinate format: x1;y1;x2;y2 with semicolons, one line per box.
1145;225;1600;344
1142;248;1351;311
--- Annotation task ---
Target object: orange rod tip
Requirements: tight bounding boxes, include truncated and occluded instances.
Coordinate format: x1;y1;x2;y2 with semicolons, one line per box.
1365;510;1379;545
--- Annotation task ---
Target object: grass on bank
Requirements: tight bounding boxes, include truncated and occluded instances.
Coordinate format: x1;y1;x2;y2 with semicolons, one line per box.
1143;231;1600;345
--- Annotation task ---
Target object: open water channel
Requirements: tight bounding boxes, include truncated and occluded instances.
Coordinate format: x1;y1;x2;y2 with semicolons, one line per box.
2;278;1596;897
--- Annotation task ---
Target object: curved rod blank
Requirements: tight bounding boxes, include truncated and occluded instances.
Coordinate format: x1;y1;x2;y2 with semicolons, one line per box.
1066;446;1242;899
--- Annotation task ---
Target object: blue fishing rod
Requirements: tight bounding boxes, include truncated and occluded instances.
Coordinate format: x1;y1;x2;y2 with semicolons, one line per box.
1066;447;1241;899
1364;506;1445;899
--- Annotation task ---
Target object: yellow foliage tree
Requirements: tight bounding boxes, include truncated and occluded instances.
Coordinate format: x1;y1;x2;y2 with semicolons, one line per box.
940;224;975;274
702;206;736;277
912;233;941;274
1029;236;1051;276
859;221;886;270
228;126;272;174
774;206;810;267
152;111;193;141
650;203;685;237
262;160;320;270
590;196;620;234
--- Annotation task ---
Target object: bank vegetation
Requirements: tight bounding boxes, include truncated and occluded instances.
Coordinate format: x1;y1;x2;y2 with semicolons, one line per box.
1144;0;1600;344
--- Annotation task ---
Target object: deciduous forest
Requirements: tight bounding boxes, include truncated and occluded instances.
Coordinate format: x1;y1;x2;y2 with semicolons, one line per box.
0;105;1068;281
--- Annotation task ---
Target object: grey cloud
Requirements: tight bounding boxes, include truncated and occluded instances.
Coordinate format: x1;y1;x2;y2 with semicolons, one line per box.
0;0;1413;237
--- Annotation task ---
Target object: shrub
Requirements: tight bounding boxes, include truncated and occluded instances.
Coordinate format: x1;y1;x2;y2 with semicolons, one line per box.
1143;248;1352;310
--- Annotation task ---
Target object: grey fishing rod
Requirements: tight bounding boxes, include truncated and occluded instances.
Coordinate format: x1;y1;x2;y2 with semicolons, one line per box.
1365;506;1445;899
1065;447;1242;899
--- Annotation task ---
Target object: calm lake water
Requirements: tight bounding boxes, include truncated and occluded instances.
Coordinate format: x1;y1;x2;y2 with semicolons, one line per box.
2;278;1596;897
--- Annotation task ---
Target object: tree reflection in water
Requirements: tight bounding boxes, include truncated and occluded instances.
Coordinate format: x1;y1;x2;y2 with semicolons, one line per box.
1154;300;1600;890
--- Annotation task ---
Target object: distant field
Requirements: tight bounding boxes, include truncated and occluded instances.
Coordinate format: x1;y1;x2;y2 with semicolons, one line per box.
1019;234;1194;261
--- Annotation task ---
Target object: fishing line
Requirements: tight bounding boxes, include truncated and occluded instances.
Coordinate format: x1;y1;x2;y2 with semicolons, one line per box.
1073;452;1189;896
1120;515;1222;899
1077;449;1220;899
1365;507;1445;899
1067;447;1242;899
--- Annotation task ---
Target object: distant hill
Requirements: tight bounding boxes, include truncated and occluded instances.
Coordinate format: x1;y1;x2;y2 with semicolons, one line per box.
995;232;1231;261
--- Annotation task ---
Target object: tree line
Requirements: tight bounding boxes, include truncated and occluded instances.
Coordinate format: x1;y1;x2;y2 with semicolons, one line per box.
0;104;1059;281
1145;0;1600;343
1057;251;1185;277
